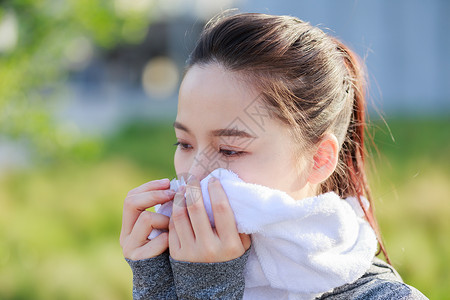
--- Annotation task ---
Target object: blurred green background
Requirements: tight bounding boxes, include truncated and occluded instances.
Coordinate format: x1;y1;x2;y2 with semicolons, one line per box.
1;1;449;299
2;119;450;299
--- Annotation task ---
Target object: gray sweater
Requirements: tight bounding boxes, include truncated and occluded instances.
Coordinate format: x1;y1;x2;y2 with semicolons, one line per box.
126;249;428;299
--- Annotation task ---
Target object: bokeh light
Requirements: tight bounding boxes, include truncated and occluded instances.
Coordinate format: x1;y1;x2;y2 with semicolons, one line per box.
0;10;18;53
141;56;179;99
64;36;95;71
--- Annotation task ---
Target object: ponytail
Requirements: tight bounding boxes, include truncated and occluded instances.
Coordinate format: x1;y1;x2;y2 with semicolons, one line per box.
332;40;390;264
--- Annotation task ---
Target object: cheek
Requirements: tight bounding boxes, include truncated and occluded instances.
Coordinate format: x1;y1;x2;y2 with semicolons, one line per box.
227;155;281;187
173;149;187;175
230;151;304;193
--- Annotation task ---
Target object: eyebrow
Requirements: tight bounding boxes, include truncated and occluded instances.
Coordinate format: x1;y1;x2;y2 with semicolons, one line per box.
173;121;256;138
173;121;190;133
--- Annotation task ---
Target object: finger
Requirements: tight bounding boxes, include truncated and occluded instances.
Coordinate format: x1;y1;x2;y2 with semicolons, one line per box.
128;211;170;249
121;189;175;241
208;176;239;241
127;178;170;196
168;218;181;251
127;232;169;260
185;177;214;241
171;186;195;246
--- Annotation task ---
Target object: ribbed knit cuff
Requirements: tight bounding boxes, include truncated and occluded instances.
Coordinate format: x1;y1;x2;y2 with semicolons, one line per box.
170;247;251;299
126;250;176;300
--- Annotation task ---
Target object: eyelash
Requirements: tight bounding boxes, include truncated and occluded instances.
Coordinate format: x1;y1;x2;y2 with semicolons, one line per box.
173;142;245;157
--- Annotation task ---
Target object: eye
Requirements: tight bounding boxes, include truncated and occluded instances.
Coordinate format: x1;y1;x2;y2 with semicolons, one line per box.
174;141;192;151
219;148;245;157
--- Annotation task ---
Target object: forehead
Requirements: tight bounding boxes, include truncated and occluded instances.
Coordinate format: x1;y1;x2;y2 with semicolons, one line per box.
177;64;275;133
178;64;254;113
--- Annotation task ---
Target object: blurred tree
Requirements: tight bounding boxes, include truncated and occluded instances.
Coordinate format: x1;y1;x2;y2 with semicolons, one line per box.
0;0;155;164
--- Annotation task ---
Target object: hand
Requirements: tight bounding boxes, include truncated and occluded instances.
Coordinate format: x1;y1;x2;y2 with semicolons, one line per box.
169;176;251;263
120;178;176;261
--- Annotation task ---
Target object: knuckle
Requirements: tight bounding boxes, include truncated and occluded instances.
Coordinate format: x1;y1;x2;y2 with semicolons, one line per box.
139;210;154;223
171;209;186;222
169;248;180;260
226;238;239;248
213;201;229;214
122;245;133;258
224;244;242;258
229;240;243;253
188;200;203;212
128;252;139;261
126;188;136;197
123;194;138;209
154;190;169;200
144;190;169;204
158;232;169;243
202;244;216;259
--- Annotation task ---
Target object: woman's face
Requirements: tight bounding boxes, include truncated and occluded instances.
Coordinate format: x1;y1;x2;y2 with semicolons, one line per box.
174;64;314;200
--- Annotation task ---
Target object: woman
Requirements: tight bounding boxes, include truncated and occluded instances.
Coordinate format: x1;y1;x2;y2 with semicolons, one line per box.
120;13;428;299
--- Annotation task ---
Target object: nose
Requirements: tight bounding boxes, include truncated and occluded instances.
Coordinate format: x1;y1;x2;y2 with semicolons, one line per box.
186;152;212;182
182;146;225;183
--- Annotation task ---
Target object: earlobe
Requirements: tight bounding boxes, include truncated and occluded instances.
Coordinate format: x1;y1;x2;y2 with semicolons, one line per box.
308;133;339;184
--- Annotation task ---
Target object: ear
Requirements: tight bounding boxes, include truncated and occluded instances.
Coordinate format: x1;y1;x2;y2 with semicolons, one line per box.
308;133;339;185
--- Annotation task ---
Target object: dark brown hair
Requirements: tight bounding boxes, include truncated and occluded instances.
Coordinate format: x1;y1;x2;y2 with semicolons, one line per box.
187;12;389;262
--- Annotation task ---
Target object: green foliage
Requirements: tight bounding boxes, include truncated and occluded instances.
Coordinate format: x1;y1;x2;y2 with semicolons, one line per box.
0;118;448;299
0;0;154;162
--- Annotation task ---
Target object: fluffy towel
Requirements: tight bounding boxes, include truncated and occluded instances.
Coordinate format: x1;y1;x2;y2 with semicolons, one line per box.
150;168;378;299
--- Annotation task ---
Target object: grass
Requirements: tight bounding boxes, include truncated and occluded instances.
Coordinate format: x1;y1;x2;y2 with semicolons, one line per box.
367;117;450;299
0;117;448;299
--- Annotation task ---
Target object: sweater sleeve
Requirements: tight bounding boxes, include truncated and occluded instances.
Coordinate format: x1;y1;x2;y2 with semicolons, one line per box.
125;250;177;300
318;258;429;300
169;247;251;300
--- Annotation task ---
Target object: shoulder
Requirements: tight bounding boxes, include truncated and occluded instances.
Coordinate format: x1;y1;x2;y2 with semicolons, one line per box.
318;257;428;300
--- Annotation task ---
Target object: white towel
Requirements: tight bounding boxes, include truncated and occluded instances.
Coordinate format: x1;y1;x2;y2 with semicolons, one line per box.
150;168;378;299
